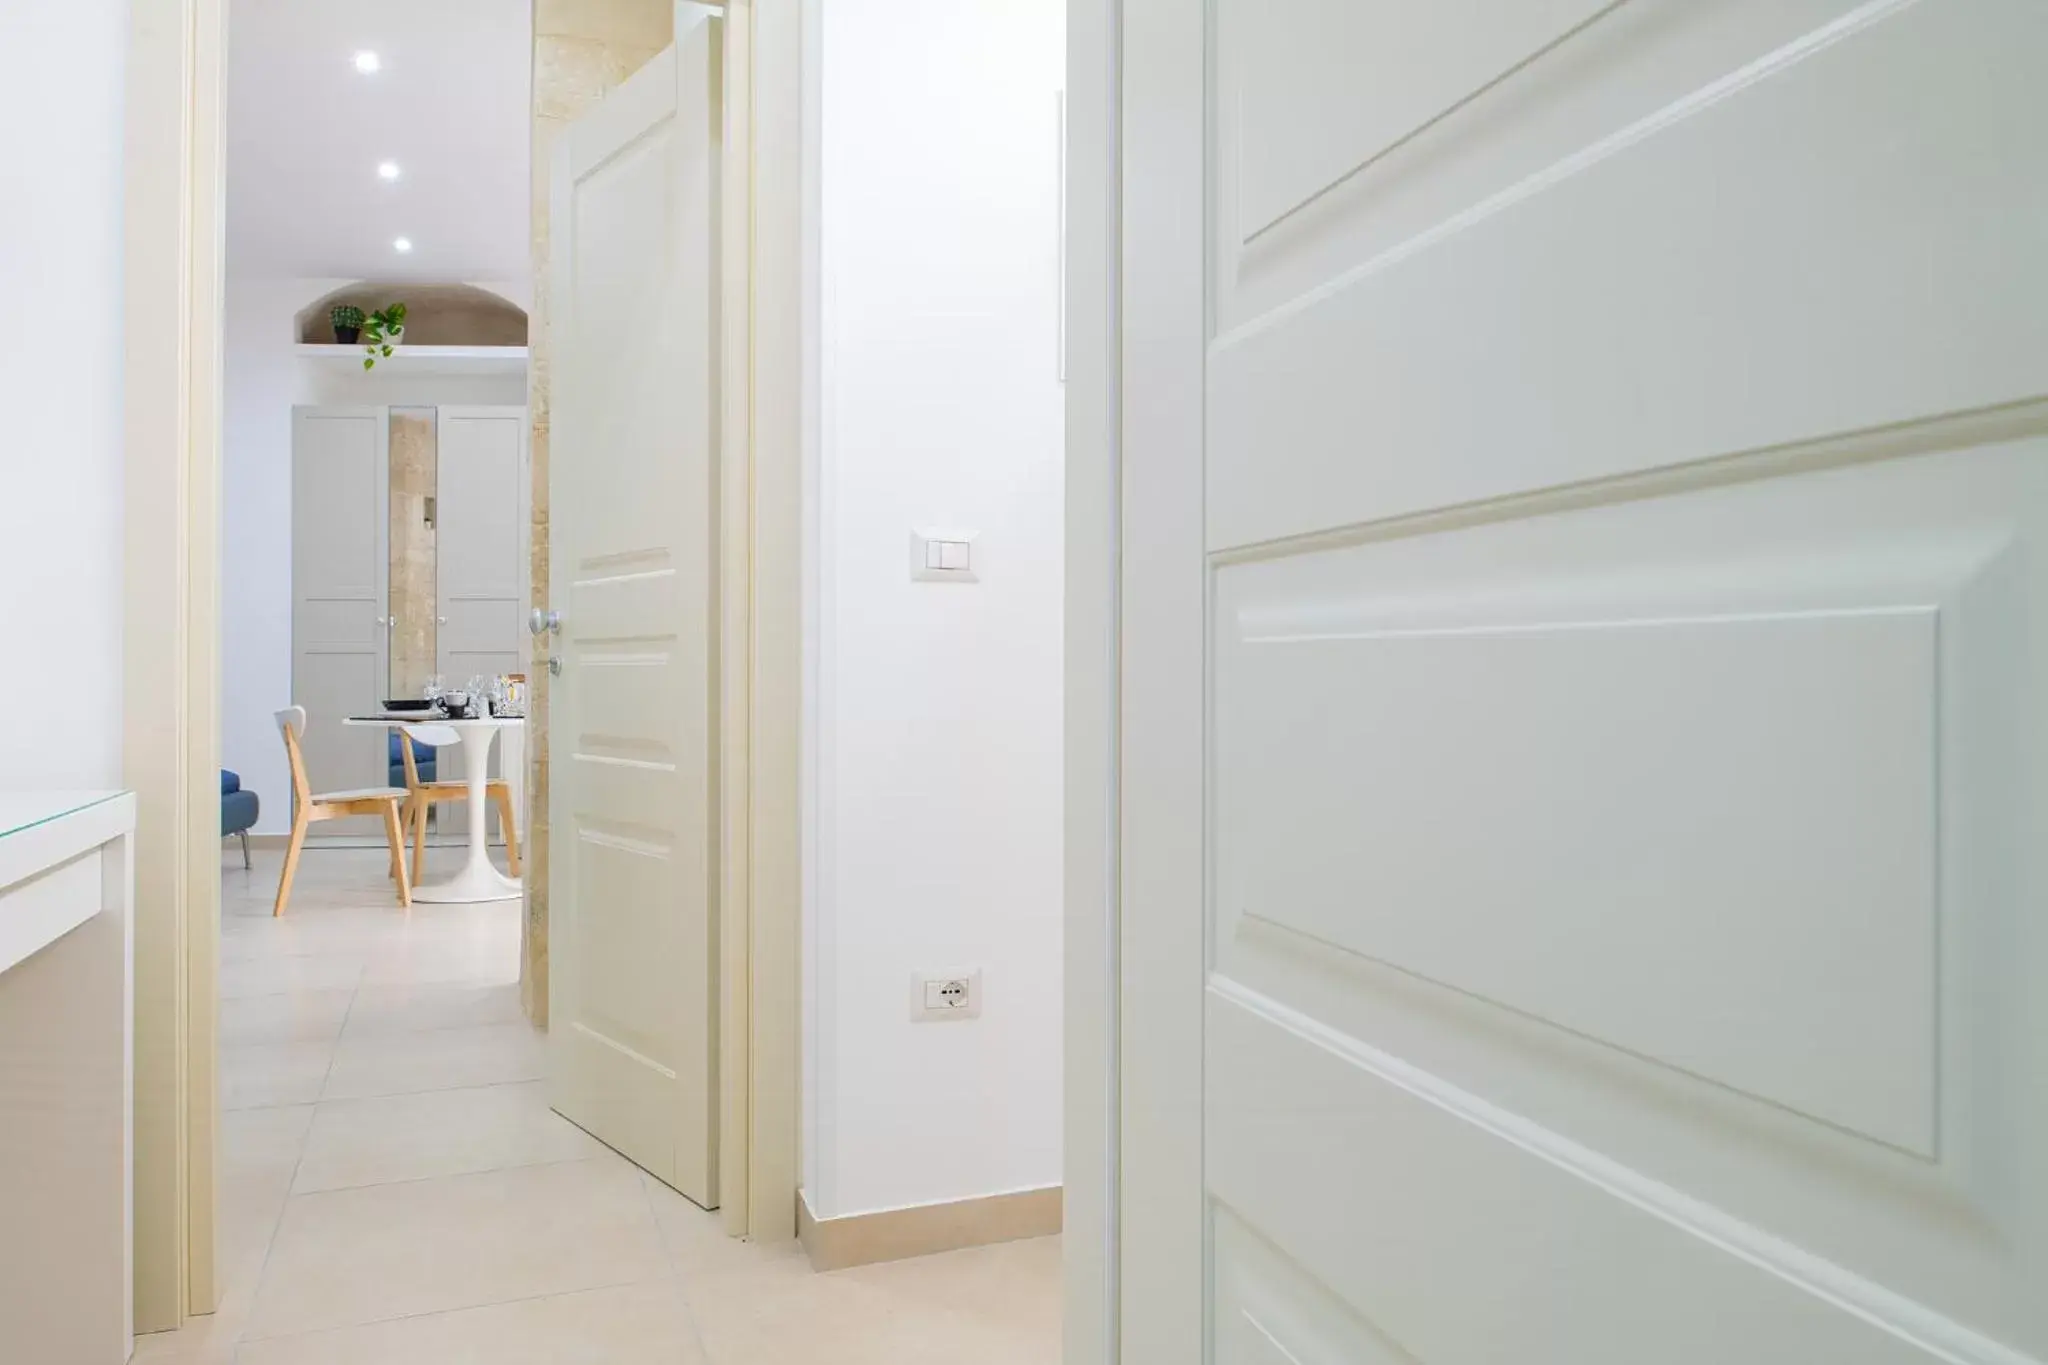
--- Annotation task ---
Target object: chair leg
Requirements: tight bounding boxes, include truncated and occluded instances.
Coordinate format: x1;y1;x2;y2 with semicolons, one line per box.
411;797;429;886
495;788;522;877
382;802;413;910
273;818;307;917
238;830;252;869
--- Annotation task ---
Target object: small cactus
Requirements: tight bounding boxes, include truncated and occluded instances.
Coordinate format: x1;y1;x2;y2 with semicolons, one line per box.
330;304;365;343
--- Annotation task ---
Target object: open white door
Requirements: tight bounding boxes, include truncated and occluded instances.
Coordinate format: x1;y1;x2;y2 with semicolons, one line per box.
547;7;720;1208
1119;1;2048;1361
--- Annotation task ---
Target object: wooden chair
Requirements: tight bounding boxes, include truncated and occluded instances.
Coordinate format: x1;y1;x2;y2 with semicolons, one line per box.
273;706;414;916
398;729;522;884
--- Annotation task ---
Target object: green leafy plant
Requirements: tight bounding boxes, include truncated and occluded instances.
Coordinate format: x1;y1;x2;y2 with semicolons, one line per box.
329;304;365;339
361;302;408;370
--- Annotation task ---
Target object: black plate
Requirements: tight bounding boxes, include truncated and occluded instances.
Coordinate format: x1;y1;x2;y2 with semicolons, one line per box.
381;699;436;712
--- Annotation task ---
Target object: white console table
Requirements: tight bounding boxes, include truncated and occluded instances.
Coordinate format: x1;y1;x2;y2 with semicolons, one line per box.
0;791;135;1363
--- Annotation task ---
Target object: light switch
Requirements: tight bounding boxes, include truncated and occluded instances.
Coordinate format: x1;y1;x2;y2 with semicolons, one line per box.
910;528;979;582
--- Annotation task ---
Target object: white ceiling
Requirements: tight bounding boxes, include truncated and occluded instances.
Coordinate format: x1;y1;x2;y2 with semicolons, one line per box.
227;0;531;283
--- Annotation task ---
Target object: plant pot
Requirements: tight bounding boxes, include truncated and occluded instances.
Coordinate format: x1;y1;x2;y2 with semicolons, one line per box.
333;325;361;344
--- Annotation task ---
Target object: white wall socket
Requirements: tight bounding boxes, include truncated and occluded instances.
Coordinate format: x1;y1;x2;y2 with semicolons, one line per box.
910;969;982;1021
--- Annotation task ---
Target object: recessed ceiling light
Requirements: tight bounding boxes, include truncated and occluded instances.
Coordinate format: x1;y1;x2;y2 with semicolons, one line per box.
377;161;401;181
392;237;413;254
353;50;381;74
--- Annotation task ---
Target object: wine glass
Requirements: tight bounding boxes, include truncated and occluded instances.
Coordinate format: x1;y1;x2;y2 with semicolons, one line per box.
423;674;445;709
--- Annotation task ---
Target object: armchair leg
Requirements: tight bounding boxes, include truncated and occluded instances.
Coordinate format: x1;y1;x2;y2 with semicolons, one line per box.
238;830;252;869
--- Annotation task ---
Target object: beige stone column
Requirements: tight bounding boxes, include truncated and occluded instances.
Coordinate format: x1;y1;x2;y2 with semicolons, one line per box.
524;0;675;1025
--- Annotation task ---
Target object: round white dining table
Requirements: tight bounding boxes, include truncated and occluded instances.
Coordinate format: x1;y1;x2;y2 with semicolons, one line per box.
345;714;525;903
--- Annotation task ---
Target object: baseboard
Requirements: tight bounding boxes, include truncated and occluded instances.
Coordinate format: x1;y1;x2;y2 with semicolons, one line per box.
796;1185;1062;1271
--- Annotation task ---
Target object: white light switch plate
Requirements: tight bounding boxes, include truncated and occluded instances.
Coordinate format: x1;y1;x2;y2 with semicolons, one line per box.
910;968;983;1021
910;528;979;582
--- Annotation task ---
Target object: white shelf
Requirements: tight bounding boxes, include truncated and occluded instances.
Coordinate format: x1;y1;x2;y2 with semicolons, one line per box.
295;343;529;377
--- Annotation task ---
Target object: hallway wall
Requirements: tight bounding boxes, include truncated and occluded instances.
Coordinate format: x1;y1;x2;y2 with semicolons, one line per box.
807;0;1067;1220
0;1;127;785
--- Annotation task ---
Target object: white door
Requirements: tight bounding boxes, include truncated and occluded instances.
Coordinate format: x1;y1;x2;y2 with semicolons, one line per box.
1120;1;2048;1361
291;405;389;831
547;6;720;1206
435;406;527;691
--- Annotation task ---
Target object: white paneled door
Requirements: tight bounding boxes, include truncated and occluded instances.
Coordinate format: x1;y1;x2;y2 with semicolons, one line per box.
547;6;720;1207
1121;1;2048;1362
291;406;389;834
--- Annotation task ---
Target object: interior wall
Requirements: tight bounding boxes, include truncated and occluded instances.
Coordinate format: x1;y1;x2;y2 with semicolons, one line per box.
808;0;1067;1219
221;274;525;830
0;1;127;785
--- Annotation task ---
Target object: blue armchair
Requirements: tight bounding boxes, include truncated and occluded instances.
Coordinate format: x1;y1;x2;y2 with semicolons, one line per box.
221;769;260;868
390;732;436;788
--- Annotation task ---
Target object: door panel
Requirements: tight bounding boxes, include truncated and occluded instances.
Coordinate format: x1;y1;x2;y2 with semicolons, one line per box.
291;406;388;830
1122;0;2048;1360
435;407;526;690
548;8;720;1208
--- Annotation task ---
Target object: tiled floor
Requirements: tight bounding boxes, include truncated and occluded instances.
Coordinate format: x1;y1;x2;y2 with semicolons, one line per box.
133;846;1060;1363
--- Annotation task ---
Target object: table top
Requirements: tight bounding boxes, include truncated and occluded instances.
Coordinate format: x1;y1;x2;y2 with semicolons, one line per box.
345;713;526;727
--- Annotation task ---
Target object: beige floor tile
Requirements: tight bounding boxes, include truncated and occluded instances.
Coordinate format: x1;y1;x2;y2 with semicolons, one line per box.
292;1081;604;1194
359;935;522;987
233;1280;707;1365
320;1020;545;1100
245;1155;667;1340
641;1171;813;1283
683;1237;1063;1365
218;987;356;1047
342;980;528;1038
219;953;366;1000
221;1041;336;1110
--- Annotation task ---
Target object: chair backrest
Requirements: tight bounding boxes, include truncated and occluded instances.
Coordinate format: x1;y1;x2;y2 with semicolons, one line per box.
275;706;312;806
399;729;424;790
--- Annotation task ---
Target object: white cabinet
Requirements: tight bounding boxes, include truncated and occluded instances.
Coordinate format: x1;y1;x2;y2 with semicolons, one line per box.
0;792;135;1364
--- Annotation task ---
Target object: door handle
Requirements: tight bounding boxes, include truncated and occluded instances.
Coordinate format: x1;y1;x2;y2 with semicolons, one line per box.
528;608;560;637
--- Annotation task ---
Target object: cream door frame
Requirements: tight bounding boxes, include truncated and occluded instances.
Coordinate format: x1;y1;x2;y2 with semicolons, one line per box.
1064;0;1119;1360
124;0;224;1330
122;0;807;1327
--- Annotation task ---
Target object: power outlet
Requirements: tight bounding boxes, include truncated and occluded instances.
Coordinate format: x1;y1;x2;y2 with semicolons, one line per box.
911;969;983;1022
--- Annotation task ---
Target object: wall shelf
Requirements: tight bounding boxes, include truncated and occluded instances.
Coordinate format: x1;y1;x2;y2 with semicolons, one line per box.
295;344;529;377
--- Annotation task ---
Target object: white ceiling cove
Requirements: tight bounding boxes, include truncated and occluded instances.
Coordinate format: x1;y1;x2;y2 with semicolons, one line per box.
227;0;531;282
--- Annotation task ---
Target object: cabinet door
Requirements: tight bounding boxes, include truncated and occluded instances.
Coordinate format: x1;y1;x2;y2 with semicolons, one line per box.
434;406;527;693
292;405;388;823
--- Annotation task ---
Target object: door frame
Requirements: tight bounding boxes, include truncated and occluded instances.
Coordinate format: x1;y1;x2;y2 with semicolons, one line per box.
124;0;807;1329
1063;0;1120;1361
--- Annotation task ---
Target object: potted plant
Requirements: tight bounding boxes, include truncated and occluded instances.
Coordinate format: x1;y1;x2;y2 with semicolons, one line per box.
361;303;408;370
329;304;365;344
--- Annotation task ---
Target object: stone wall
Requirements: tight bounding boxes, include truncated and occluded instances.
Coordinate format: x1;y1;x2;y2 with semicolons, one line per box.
388;408;438;700
523;0;676;1025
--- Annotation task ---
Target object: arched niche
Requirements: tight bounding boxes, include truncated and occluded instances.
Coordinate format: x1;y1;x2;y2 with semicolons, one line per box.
296;282;528;346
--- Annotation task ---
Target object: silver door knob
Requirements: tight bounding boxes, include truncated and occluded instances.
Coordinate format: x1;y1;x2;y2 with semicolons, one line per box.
437;616;447;625
528;608;561;637
548;656;563;677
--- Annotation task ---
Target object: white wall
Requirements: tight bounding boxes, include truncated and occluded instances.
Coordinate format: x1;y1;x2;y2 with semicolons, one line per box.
806;0;1066;1219
221;275;526;829
0;3;127;787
